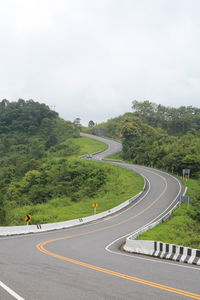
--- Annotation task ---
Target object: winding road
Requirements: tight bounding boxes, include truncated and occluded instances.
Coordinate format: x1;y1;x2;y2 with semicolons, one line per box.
0;134;199;300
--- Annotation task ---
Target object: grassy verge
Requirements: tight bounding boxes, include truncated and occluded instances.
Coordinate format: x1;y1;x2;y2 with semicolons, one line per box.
105;152;123;161
6;136;143;225
137;178;200;249
69;136;108;155
8;159;143;225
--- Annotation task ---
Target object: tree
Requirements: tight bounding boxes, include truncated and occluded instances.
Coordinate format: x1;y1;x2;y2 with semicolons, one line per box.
88;120;95;127
73;118;82;130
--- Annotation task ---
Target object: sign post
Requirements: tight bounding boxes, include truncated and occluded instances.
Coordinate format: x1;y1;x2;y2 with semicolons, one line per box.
92;203;99;215
182;169;190;180
180;196;190;209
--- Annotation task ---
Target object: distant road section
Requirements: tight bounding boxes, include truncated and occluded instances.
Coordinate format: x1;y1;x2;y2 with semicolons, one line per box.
81;132;122;158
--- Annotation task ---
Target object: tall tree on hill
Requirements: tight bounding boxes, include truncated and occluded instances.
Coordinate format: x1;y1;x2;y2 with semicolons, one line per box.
88;120;95;127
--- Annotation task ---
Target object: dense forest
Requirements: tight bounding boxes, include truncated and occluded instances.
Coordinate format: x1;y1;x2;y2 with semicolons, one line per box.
0;99;107;225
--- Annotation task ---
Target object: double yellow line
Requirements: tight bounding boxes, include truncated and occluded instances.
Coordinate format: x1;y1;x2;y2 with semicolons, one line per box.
36;170;200;299
37;237;200;299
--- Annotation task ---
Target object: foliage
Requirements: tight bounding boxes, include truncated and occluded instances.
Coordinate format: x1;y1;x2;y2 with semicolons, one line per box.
5;161;143;225
4;158;107;206
73;117;82;130
87;103;200;177
86;112;134;138
186;178;200;222
122;122;200;224
0;101;143;225
132;100;200;136
137;178;200;249
0;99;83;225
88;120;95;127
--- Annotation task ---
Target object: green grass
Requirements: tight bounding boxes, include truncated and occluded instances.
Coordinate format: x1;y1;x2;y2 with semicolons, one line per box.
137;178;200;249
6;136;144;225
69;136;107;155
9;160;143;225
105;152;123;161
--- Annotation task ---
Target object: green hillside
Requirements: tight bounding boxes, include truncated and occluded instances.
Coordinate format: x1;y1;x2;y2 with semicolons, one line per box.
0;99;143;225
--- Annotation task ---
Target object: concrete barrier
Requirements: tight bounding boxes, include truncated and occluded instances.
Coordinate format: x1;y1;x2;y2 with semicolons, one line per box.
123;239;200;266
124;239;155;256
123;186;200;266
123;182;200;266
0;189;144;236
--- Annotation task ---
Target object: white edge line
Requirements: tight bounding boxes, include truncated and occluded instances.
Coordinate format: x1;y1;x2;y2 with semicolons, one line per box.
105;169;182;248
125;168;183;238
105;245;200;271
0;281;25;300
105;170;199;271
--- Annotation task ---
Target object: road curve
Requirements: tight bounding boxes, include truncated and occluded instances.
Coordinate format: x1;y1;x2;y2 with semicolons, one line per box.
0;134;199;300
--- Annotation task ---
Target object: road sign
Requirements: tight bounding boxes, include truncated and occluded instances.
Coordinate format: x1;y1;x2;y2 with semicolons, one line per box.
180;196;190;203
92;203;99;215
24;214;32;223
182;169;190;179
182;169;190;175
180;196;190;208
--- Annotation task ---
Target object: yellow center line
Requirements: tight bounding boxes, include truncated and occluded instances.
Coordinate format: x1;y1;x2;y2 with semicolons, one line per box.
36;240;200;299
36;171;200;299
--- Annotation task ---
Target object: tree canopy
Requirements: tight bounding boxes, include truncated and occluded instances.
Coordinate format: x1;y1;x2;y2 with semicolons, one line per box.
87;101;200;178
0;99;83;224
132;100;200;136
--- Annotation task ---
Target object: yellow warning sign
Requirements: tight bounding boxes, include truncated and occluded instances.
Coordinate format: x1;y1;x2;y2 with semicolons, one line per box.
24;214;32;223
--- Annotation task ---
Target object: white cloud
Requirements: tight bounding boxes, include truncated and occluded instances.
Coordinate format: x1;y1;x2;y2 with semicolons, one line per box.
0;0;200;125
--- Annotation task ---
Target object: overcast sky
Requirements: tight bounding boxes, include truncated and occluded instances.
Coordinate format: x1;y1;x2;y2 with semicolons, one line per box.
0;0;200;125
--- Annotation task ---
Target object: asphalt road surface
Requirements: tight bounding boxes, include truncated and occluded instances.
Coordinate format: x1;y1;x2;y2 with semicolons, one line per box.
0;134;199;300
